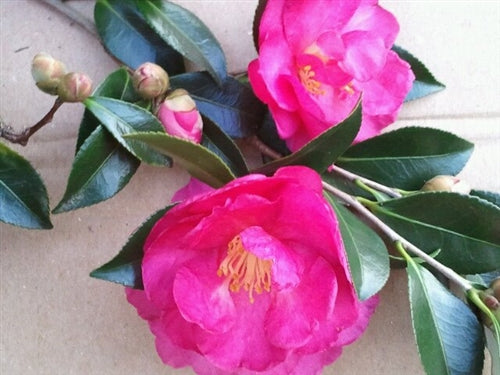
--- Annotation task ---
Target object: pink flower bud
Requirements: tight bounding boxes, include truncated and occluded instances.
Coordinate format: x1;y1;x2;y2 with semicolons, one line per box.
157;89;203;143
57;72;93;103
31;52;67;95
132;62;169;99
421;175;471;194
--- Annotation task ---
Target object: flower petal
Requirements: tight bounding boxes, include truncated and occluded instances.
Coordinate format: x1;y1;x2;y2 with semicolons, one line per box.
173;257;236;334
265;257;338;349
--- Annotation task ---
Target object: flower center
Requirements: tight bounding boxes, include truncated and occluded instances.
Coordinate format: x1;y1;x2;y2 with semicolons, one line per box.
217;235;272;303
299;65;325;95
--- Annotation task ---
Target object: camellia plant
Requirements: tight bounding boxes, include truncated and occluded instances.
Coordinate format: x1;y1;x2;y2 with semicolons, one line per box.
1;0;499;374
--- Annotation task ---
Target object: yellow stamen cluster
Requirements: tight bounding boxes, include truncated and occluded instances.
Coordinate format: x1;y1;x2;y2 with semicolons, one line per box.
217;235;272;303
299;65;325;95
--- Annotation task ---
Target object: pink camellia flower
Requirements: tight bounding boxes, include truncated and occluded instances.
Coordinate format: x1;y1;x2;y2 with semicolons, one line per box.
158;89;203;143
248;0;415;151
127;166;378;374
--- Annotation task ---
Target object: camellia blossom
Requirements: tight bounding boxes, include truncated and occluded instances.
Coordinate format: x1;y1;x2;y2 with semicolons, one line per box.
158;89;203;143
127;166;378;374
248;0;415;151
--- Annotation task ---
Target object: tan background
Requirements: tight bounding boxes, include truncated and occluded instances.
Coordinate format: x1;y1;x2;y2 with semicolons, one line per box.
1;1;499;374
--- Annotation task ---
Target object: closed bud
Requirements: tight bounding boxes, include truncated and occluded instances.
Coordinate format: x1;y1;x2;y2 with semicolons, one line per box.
421;175;471;194
57;72;93;103
31;52;67;95
132;62;169;99
158;89;203;143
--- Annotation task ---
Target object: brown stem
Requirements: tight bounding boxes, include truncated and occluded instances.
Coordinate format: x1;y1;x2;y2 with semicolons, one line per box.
247;135;283;160
0;98;64;146
322;181;472;292
329;164;402;198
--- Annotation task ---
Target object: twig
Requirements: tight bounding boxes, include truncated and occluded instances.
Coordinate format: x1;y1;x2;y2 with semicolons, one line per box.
322;180;473;292
247;135;283;160
38;0;97;38
0;98;63;146
330;164;402;198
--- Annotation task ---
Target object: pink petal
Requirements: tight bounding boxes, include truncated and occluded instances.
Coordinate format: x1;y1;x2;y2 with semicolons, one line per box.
283;0;361;52
172;178;214;203
343;3;399;48
173;257;236;334
265;257;338;349
340;31;387;81
240;226;303;289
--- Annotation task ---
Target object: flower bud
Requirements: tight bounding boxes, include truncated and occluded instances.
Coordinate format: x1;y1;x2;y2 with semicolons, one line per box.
132;62;169;99
157;89;203;143
31;52;67;95
421;175;471;194
57;72;93;102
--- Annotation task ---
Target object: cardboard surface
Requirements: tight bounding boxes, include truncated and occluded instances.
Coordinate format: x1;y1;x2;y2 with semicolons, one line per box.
1;1;498;374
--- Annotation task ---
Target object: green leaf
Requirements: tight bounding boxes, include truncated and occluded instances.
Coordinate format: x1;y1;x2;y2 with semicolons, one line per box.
170;72;264;138
337;127;474;190
83;96;171;166
124;132;235;187
393;45;445;101
94;0;184;73
57;69;142;213
406;261;484;375
201;116;248;177
0;143;52;229
372;192;500;274
471;190;500;208
53;126;140;213
76;68;139;150
90;205;174;288
325;196;389;300
255;104;361;175
136;0;226;85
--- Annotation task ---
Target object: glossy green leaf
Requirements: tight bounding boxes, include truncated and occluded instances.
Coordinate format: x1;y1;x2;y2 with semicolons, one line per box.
124;132;235;187
337;127;474;190
84;96;171;166
53;126;140;213
201;116;248;177
255;105;361;175
170;72;264;138
76;68;139;150
326;196;389;300
406;261;484;375
136;0;226;85
0;143;52;229
393;45;445;101
57;69;142;213
471;190;500;208
94;0;184;73
372;192;500;274
90;205;173;288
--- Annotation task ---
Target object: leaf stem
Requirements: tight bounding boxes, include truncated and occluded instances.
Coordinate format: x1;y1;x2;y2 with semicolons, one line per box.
247;135;283;160
322;180;473;292
0;98;64;146
329;164;402;198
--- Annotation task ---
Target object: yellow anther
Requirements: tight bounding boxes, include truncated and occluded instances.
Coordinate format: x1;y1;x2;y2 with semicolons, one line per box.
217;236;272;303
